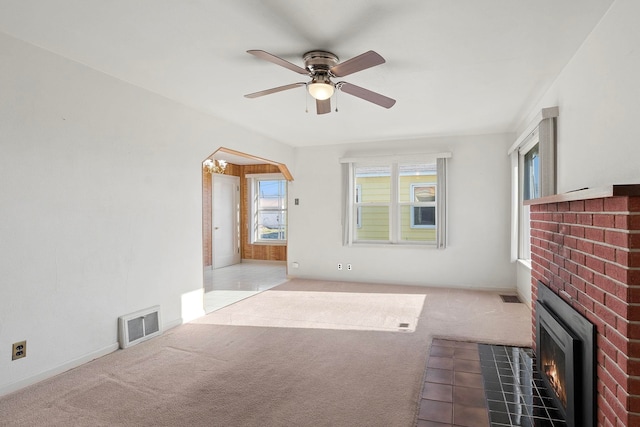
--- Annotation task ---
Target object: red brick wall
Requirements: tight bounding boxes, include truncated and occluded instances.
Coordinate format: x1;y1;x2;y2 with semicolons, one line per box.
530;195;640;427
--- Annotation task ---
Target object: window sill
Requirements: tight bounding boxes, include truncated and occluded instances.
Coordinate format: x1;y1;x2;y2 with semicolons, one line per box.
517;259;532;270
251;241;287;246
350;242;438;248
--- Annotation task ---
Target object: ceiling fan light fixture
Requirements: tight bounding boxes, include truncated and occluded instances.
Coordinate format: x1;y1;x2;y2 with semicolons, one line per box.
245;49;396;113
307;81;334;100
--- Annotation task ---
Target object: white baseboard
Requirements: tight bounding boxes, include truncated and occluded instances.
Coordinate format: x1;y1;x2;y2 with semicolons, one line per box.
240;259;286;265
166;317;188;330
0;342;119;398
0;315;190;398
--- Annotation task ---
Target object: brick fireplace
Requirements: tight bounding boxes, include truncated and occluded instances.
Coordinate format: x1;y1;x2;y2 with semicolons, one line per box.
527;185;640;426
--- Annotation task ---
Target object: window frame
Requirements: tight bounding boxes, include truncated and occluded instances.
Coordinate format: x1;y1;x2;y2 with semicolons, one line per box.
509;107;557;263
345;156;448;247
518;129;540;260
409;183;437;229
248;173;287;245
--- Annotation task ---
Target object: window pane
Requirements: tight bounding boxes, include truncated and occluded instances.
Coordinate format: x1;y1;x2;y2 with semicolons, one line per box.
399;164;436;202
400;206;436;242
355;206;389;241
523;144;540;200
414;206;435;226
355;165;390;202
413;187;435;202
258;180;286;208
258;211;286;240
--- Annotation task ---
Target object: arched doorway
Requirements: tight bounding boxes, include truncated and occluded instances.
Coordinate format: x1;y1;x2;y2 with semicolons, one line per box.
201;148;292;312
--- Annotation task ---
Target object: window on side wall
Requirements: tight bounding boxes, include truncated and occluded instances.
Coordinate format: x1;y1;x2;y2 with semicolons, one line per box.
249;174;287;244
518;132;540;260
510;107;557;263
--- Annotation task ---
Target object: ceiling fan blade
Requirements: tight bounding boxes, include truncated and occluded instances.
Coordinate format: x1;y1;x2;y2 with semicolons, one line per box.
316;98;331;115
330;50;385;77
247;50;308;75
339;82;396;109
244;83;306;98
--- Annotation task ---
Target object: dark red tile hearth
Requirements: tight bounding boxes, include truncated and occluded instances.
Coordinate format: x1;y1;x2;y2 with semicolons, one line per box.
421;382;453;402
418;340;489;426
418;399;453;424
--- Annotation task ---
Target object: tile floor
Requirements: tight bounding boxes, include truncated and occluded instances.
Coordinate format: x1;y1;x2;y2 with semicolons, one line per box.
417;339;567;427
418;339;489;427
203;261;287;313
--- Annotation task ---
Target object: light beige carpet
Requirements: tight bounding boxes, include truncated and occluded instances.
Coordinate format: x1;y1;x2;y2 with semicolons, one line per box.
0;279;531;427
199;282;426;332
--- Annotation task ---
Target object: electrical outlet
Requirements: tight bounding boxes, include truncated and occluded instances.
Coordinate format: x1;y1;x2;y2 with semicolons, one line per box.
12;341;26;361
347;264;352;271
337;263;343;270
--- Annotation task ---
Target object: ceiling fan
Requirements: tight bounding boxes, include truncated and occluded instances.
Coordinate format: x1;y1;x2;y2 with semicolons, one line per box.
244;49;396;115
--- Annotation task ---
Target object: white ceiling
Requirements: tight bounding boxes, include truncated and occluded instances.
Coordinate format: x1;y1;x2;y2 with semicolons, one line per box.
0;0;614;147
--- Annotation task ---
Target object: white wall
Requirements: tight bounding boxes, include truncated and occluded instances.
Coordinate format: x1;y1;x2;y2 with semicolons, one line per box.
7;0;635;395
0;33;293;395
287;134;516;290
514;0;640;304
516;0;640;193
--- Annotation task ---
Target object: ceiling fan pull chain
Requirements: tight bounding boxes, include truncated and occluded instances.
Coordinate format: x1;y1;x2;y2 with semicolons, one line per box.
335;90;339;112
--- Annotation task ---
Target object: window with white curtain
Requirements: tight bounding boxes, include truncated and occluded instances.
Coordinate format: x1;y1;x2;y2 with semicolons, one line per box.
341;154;449;247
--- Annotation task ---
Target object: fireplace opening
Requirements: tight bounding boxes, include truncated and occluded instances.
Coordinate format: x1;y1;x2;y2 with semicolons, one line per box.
536;281;596;427
536;301;578;424
540;326;568;408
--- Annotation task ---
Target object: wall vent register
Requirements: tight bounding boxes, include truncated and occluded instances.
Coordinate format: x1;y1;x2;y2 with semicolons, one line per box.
118;305;162;349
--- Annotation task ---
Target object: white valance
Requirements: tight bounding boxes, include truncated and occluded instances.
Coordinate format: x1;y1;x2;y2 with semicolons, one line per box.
339;152;451;165
508;106;559;155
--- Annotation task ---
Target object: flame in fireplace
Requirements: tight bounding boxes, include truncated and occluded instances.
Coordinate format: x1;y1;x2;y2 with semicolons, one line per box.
544;360;567;408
